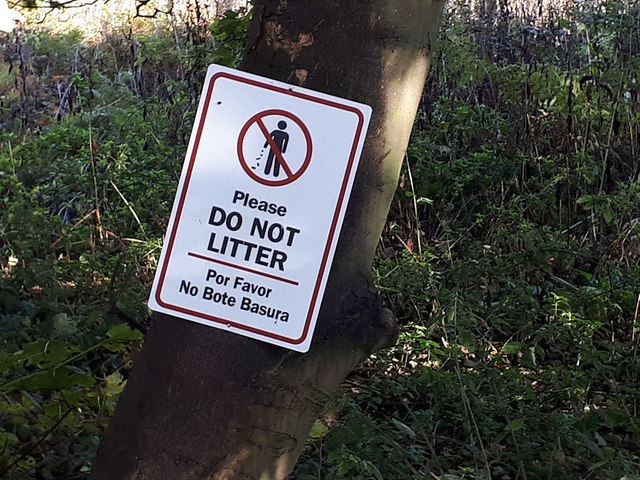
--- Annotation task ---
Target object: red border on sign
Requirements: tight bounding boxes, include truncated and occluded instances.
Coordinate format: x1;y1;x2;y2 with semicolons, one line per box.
154;70;367;346
237;109;312;187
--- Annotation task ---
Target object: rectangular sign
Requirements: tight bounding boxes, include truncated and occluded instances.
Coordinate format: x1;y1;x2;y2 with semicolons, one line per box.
148;64;372;352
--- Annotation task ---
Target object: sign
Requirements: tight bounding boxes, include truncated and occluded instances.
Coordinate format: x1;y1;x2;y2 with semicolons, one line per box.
148;64;372;352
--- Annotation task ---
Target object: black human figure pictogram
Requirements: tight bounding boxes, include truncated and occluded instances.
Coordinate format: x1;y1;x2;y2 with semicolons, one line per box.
264;120;289;177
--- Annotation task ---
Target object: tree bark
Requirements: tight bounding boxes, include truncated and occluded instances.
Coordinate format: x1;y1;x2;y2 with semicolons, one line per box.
90;1;445;478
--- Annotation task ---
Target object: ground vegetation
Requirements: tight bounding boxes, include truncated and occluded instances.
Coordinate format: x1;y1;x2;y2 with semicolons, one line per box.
0;0;639;478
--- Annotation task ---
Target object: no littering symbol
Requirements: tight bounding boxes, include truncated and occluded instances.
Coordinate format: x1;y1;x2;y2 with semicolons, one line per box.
237;109;313;187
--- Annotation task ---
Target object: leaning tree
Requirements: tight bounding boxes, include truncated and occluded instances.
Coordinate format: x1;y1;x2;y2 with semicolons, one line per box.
90;1;446;478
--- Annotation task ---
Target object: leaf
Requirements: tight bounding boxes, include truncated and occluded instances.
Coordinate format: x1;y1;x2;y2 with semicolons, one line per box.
575;269;593;281
308;419;328;439
575;411;599;434
509;418;526;431
363;461;384;480
106;324;143;343
21;339;77;368
601;202;613;224
0;352;23;374
12;367;95;392
0;430;19;447
102;372;125;397
458;329;476;350
501;342;526;354
576;195;593;206
392;418;416;439
601;408;628;429
21;339;49;367
52;313;78;336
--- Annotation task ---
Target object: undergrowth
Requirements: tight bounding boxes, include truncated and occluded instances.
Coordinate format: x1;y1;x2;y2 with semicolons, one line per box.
293;1;640;479
0;1;639;479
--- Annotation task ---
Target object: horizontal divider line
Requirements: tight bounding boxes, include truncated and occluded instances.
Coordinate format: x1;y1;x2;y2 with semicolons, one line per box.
187;252;299;286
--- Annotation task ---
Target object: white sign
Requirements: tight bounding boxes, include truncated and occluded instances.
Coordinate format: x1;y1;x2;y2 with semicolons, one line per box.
148;64;372;352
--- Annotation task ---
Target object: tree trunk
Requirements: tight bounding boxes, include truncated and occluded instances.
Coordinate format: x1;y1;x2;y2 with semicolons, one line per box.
90;1;445;478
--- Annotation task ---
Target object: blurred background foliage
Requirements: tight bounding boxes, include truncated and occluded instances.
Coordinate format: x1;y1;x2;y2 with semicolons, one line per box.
1;0;639;478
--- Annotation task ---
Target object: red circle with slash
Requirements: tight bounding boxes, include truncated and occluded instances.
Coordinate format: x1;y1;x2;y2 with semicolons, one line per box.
237;109;313;187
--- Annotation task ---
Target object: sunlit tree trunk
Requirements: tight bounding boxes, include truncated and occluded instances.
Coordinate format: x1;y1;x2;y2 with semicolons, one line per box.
90;1;445;478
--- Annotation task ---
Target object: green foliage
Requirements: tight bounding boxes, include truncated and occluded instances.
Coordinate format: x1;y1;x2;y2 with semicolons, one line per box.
0;11;207;477
0;324;139;478
294;1;640;478
209;9;252;67
2;1;640;479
